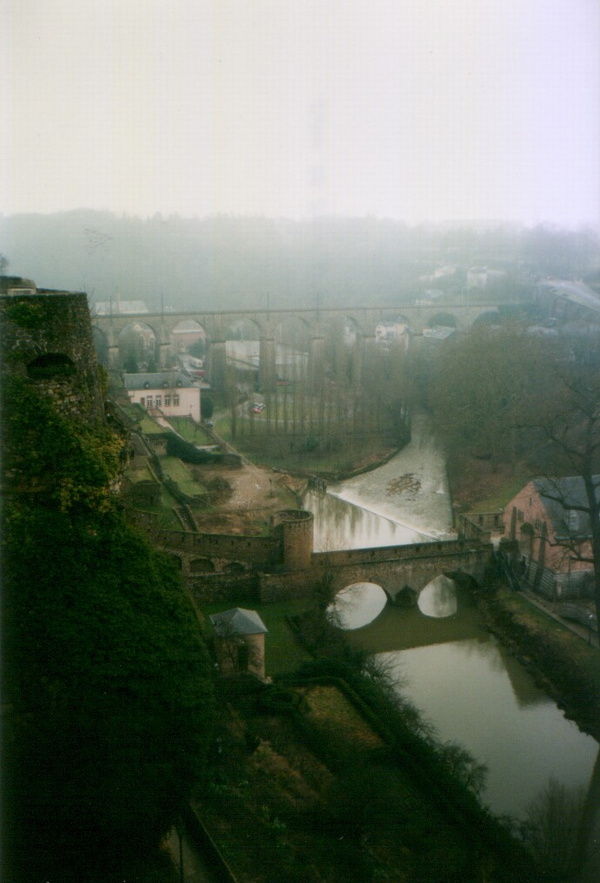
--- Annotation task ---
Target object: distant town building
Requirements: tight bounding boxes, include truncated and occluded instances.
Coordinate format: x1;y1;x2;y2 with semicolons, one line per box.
124;371;201;421
374;321;410;348
467;267;507;290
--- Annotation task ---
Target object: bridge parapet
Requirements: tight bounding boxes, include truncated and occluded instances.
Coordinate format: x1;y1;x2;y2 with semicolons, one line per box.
314;538;485;568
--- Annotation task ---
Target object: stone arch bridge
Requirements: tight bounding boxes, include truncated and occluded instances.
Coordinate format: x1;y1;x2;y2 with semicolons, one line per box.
94;302;515;387
144;509;492;604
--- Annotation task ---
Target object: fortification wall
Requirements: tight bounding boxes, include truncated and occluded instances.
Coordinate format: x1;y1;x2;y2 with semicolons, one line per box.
150;526;282;566
0;288;105;424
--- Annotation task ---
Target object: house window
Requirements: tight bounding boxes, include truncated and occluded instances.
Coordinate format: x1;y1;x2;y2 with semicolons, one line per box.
146;396;153;407
155;396;162;407
173;395;180;406
164;395;171;406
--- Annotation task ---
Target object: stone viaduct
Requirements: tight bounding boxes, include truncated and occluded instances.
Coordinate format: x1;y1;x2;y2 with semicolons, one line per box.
141;508;493;606
94;302;513;388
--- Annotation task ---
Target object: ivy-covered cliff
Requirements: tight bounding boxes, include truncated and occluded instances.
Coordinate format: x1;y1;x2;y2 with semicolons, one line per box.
1;287;216;881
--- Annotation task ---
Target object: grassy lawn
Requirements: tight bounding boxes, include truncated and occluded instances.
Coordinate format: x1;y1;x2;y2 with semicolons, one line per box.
128;486;183;530
125;463;155;483
160;456;207;497
139;414;169;436
200;598;313;675
167;416;213;444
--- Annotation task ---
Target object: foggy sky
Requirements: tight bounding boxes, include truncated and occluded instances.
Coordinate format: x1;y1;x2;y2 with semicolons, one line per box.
3;0;599;226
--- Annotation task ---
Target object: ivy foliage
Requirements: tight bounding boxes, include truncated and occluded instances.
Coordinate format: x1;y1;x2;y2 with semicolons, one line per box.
3;375;123;511
2;379;216;880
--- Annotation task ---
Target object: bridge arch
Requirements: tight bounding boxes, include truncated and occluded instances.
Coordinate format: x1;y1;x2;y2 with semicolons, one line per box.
417;574;458;618
327;581;388;630
169;319;207;356
374;314;412;346
118;320;159;371
190;557;216;573
224;317;263;341
426;312;457;329
472;309;501;327
274;315;311;348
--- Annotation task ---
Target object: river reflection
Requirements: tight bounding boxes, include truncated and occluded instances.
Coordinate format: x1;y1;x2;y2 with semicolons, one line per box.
417;575;458;618
304;489;430;551
327;582;388;630
376;636;598;818
337;600;598;818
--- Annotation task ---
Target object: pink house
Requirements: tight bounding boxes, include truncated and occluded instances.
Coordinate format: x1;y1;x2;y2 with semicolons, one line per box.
124;371;201;422
503;476;597;599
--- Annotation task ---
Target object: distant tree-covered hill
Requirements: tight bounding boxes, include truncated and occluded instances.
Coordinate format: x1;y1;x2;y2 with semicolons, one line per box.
1;210;598;312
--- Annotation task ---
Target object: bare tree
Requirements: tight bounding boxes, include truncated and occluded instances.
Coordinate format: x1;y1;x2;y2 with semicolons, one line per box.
528;336;600;626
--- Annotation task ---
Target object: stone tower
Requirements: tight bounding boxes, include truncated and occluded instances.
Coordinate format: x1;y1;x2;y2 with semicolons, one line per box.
0;279;105;424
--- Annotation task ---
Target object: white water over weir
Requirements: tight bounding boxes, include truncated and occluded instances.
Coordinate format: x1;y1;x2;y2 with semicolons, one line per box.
303;413;599;831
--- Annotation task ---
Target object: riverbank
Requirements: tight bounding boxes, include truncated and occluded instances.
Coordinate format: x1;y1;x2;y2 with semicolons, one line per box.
194;640;537;882
476;582;600;742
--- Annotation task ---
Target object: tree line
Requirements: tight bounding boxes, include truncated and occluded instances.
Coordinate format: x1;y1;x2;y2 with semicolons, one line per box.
2;211;598;312
426;325;600;627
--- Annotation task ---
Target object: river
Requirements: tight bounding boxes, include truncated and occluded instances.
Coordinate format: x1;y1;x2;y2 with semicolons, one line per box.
303;414;599;825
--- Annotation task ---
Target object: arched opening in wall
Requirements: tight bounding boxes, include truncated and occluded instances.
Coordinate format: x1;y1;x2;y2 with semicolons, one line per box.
190;558;215;573
374;315;411;350
327;581;388;630
118;321;158;372
27;353;76;380
427;312;457;330
170;319;207;366
274;317;309;382
472;310;501;328
92;327;109;366
417;574;458;618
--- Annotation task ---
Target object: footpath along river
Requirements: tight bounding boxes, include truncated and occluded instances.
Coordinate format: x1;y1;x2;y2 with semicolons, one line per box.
303;413;599;824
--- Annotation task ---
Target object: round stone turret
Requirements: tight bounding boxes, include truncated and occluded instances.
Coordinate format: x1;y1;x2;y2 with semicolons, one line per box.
272;509;314;571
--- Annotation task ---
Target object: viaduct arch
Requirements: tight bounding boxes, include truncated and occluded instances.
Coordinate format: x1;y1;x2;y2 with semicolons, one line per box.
94;302;522;385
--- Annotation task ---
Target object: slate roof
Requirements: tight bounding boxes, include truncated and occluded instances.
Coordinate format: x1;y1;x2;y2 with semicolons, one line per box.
123;371;192;390
534;475;600;539
209;608;268;637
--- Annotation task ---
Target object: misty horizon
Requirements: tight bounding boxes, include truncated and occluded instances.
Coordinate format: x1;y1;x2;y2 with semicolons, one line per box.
4;1;599;229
